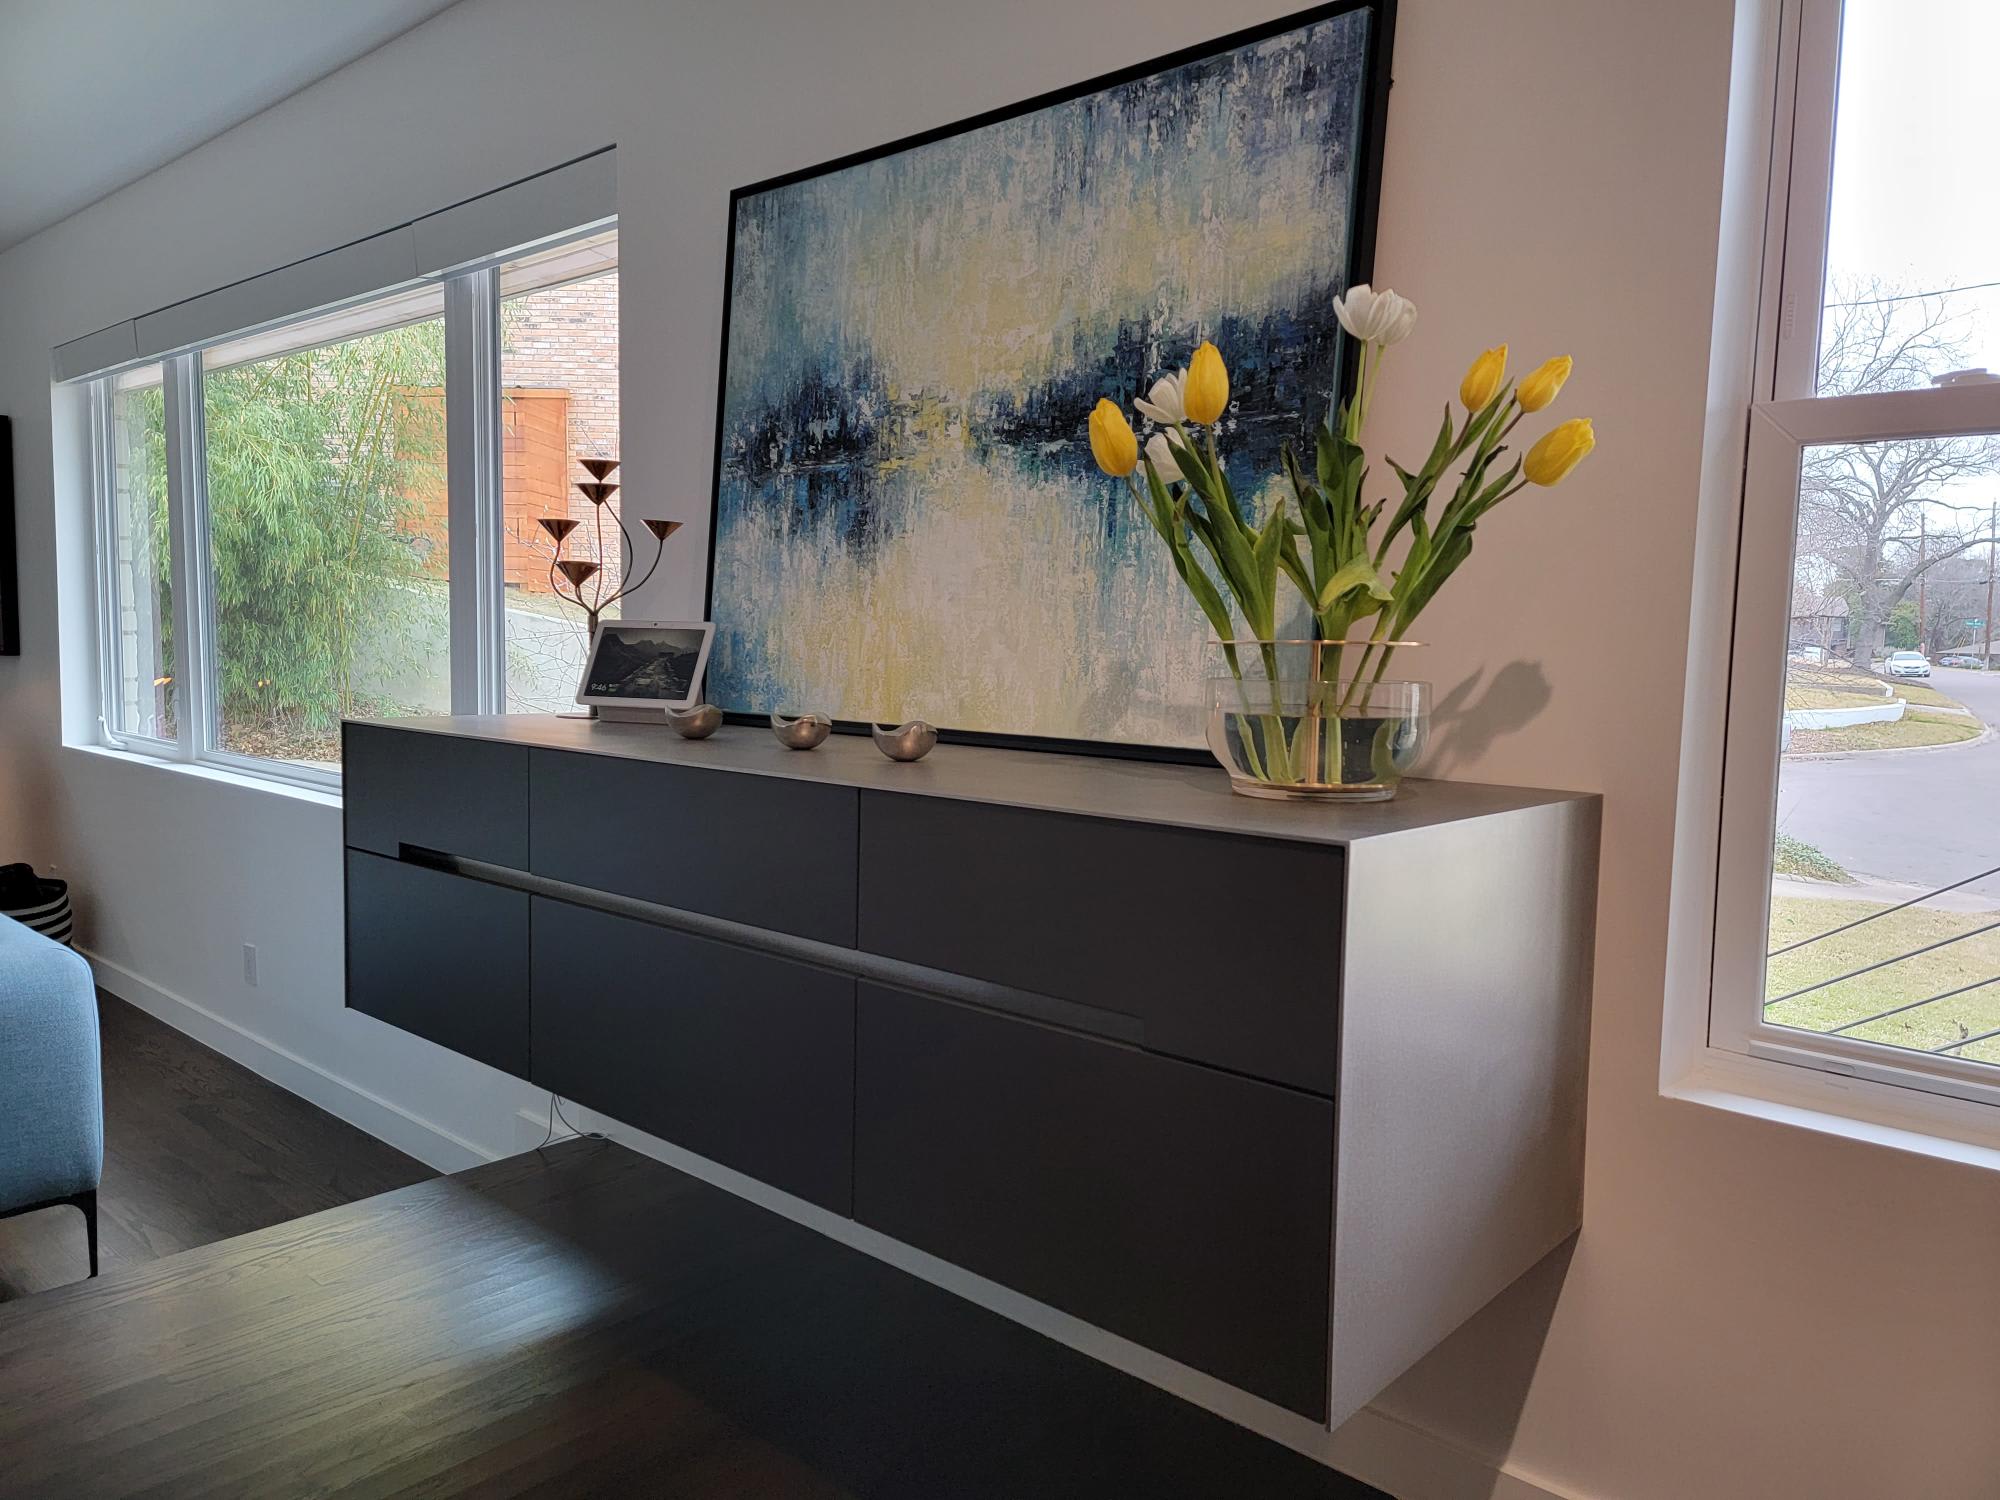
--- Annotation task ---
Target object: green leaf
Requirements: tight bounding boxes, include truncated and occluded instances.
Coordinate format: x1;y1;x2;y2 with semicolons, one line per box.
1315;556;1394;612
1278;526;1315;601
1393;529;1474;631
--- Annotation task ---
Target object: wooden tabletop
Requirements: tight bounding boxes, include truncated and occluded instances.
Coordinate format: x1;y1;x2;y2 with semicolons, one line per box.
0;1138;1381;1499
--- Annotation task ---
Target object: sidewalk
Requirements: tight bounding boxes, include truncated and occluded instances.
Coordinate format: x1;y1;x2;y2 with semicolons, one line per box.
1773;873;2000;915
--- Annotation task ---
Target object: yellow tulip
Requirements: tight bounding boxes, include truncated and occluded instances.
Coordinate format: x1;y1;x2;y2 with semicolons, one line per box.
1459;344;1508;410
1088;398;1138;477
1516;355;1573;413
1524;417;1595;486
1183;341;1230;425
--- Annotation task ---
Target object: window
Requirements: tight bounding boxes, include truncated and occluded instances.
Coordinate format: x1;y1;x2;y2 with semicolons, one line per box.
498;231;621;713
203;290;452;769
93;364;172;741
1714;0;2000;1106
87;227;619;785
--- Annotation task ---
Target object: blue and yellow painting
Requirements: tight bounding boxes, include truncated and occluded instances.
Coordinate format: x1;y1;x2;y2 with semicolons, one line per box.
708;8;1376;748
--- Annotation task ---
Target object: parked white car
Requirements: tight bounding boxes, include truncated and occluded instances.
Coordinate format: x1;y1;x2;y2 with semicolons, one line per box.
1885;650;1932;678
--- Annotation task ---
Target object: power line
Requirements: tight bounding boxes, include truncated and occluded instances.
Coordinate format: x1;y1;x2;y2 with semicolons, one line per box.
1823;278;2000;310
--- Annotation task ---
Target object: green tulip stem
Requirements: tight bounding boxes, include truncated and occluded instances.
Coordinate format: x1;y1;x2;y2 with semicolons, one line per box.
1346;340;1386;444
1226;662;1270;782
1338;616;1398;715
1257;639;1297;783
1359;341;1387;435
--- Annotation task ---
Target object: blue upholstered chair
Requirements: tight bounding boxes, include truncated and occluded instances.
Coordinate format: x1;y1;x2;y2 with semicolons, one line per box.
0;915;103;1278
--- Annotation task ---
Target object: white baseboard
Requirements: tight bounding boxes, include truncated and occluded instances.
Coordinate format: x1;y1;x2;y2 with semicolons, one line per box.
82;948;500;1174
80;953;1578;1500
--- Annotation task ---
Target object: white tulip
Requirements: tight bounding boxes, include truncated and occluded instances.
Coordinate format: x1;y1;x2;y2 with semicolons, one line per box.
1144;432;1184;484
1332;283;1418;347
1374;290;1418;346
1133;370;1187;426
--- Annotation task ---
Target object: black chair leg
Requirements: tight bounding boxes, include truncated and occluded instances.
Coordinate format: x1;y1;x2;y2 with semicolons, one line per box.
0;1191;100;1281
72;1190;98;1278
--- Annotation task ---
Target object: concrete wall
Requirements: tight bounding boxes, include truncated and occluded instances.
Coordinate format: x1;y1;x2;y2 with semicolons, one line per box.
1786;699;1906;730
6;2;2000;1497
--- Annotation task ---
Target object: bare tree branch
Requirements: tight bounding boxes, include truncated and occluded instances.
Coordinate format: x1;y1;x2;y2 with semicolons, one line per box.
1793;278;2000;662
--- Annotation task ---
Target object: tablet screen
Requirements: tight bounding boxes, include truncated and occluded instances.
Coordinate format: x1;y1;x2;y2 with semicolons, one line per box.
577;622;714;708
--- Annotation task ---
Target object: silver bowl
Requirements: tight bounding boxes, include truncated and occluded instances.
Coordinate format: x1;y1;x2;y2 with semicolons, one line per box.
770;711;832;750
665;704;723;740
871;720;938;762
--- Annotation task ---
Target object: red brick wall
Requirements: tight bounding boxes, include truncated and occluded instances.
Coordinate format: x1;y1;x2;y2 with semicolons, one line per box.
396;271;625;599
504;272;623;598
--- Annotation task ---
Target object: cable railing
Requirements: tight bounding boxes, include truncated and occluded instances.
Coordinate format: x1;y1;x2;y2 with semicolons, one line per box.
1765;863;2000;1060
1767;862;2000;958
1765;918;2000;1008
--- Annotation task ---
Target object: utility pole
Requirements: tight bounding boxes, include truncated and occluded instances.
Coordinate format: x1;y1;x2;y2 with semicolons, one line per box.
1917;509;1928;656
1986;502;1996;669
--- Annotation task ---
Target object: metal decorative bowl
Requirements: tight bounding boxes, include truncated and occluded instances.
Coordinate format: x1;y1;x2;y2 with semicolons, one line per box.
769;711;832;750
871;720;938;762
665;704;723;740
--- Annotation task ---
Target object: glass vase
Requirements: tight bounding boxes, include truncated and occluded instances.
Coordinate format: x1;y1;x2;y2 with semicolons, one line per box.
1205;641;1430;802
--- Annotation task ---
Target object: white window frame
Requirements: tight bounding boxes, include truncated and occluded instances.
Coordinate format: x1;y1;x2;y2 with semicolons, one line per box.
89;371;178;761
86;224;616;793
1709;0;2000;1117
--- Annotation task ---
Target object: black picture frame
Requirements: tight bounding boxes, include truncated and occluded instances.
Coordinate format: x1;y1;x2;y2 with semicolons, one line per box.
0;416;18;658
704;0;1397;763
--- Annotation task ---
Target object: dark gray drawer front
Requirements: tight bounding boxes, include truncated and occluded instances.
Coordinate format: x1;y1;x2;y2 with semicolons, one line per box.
858;793;1342;1092
531;899;855;1213
345;850;530;1079
530;750;857;946
344;723;529;867
853;985;1333;1420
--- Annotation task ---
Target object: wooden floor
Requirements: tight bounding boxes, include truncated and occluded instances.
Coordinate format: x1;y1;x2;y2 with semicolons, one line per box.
0;993;434;1299
0;1134;1384;1498
0;994;1382;1496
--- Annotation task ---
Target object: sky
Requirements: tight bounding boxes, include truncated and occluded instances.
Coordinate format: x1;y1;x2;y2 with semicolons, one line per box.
1824;0;2000;541
1827;0;2000;373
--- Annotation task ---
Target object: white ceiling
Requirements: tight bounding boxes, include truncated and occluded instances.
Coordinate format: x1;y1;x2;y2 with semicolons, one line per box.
0;0;462;252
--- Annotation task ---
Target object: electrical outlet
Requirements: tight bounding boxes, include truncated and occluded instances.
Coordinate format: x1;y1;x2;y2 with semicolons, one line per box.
242;944;259;988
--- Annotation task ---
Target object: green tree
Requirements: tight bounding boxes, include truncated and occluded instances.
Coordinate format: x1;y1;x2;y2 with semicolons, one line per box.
140;321;448;744
1886;598;1920;651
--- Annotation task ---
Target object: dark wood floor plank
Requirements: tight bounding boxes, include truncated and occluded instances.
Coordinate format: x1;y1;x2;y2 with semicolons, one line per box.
0;994;434;1299
0;1139;1382;1499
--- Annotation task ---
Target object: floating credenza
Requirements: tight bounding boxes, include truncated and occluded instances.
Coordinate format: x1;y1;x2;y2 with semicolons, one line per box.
343;714;1598;1429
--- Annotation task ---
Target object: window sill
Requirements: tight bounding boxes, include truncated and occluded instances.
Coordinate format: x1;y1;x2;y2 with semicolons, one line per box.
1667;1046;2000;1174
66;741;342;811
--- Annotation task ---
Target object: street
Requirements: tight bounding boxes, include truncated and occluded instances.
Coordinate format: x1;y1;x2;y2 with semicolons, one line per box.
1778;667;2000;899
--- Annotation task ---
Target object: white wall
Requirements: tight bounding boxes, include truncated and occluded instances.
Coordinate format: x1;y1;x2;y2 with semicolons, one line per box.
5;2;1999;1497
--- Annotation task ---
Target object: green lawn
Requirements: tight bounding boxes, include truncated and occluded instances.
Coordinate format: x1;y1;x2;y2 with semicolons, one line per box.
1783;662;1975;715
1786;708;1981;754
1883;678;1960;709
1784;663;1886;710
1766;897;2000;1065
1772;833;1853;883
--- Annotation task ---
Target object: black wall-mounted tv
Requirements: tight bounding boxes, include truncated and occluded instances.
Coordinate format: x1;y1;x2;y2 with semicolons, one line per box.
0;416;17;657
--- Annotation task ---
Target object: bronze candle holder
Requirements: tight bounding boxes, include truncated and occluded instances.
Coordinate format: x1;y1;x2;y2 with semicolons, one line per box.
537;457;682;640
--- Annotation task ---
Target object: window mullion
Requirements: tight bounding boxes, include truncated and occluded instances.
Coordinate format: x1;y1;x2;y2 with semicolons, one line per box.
1770;0;1843;401
444;268;505;714
161;353;215;763
88;381;121;745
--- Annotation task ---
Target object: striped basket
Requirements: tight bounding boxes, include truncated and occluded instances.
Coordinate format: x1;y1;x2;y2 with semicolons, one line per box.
0;869;73;947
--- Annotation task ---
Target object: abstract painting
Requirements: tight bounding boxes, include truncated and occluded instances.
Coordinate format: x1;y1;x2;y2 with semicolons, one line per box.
706;1;1393;753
